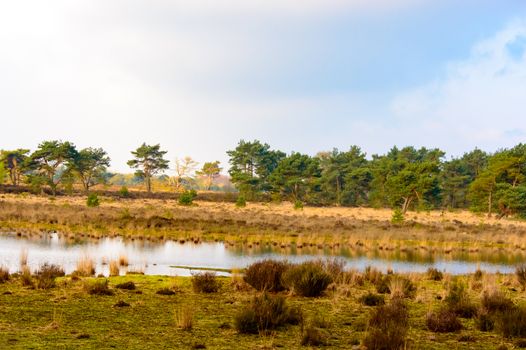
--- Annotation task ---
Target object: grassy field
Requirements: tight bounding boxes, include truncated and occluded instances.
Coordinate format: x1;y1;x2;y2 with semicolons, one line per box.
0;270;525;349
1;193;526;254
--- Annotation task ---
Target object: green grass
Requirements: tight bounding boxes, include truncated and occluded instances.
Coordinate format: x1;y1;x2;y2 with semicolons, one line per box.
0;274;522;349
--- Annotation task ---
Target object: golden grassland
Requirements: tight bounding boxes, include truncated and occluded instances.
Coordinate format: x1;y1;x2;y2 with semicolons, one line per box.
1;193;526;255
0;270;525;349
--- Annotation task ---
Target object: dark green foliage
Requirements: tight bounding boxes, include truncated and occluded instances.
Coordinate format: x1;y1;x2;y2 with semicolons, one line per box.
191;272;220;293
427;267;443;281
362;298;409;350
86;193;100;207
71;147;110;191
282;262;332;297
178;189;197;206
127;143;169;193
234;293;299;334
426;308;463;332
116;281;136;290
243;259;289;292
359;292;385;306
0;267;9;283
235;194;246;208
227;140;285;199
85;279;114;296
391;209;404;224
119;186;130;198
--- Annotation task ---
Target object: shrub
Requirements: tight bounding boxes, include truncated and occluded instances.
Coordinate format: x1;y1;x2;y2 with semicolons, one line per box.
35;263;64;289
445;281;477;318
360;292;385;306
481;289;514;314
498;305;526;338
243;259;289;292
115;281;136;290
156;288;176;295
234;293;299;334
282;262;332;297
375;275;415;299
178;190;197;206
391;209;404;224
427;267;443;281
294;200;304;210
301;326;328;346
476;309;495;332
362;298;408;350
119;186;130;198
0;267;9;283
84;279;114;295
426;307;463;332
235;195;246;208
516;265;526;291
86;193;100;207
192;272;220;293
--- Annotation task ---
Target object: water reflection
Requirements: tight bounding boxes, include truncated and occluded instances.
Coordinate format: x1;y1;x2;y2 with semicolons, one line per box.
0;232;523;276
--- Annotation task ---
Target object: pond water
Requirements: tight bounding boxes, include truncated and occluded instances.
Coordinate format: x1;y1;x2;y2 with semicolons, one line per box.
0;232;523;276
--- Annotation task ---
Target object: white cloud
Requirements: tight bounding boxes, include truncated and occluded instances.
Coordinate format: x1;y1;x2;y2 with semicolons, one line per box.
390;19;526;155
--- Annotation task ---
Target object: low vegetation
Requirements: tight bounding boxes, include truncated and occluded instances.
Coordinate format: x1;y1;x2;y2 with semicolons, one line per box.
0;267;525;349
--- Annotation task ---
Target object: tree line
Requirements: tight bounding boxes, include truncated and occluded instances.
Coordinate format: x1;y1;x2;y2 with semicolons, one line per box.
1;139;525;218
0;141;222;195
227;140;526;218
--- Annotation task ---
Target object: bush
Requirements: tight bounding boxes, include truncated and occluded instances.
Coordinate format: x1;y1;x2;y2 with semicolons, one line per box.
360;292;385;306
498;305;526;338
178;190;197;206
445;281;477;318
516;265;526;291
235;195;246;208
362;298;408;350
116;281;136;290
426;308;463;332
243;259;289;292
294;200;304;210
0;267;9;283
156;288;176;295
427;267;443;281
481;289;514;314
84;279;114;296
375;275;416;299
476;309;495;332
192;272;220;293
86;193;100;207
35;263;65;289
234;293;300;334
301;326;328;346
391;209;404;224
282;262;332;297
119;186;130;198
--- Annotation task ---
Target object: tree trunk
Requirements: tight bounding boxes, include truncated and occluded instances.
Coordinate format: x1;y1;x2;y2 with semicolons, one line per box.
402;196;413;214
336;176;341;206
487;191;493;218
146;176;151;193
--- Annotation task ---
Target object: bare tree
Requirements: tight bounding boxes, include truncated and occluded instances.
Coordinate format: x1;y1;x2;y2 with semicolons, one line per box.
170;156;198;191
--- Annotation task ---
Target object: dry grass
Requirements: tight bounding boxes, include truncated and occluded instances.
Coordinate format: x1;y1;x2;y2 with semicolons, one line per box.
19;248;28;268
118;254;129;267
75;255;95;277
2;193;526;252
109;260;120;277
175;305;194;331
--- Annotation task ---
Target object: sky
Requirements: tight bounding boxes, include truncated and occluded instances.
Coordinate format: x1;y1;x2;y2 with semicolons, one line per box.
1;0;526;173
